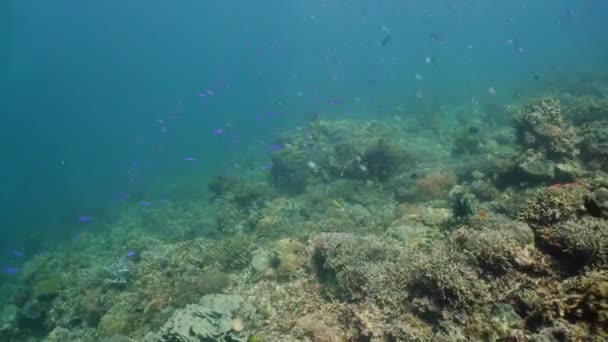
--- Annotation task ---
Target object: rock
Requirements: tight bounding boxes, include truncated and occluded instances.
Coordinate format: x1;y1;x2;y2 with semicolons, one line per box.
489;304;524;339
385;224;433;242
46;326;72;341
519;158;555;180
34;277;63;299
157;294;250;342
505;221;535;246
555;161;583;181
0;304;19;331
231;318;244;332
250;250;273;275
584;187;608;218
100;335;133;342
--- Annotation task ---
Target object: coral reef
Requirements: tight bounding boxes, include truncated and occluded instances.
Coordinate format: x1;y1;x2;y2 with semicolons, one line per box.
514;97;580;158
7;72;608;341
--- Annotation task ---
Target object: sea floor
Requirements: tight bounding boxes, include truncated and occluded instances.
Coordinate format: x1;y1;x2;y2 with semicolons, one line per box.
2;70;608;341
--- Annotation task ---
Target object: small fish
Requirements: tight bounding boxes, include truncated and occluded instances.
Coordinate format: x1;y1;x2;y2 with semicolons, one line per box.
12;250;25;258
381;34;392;47
139;201;153;207
78;216;93;223
183;157;197;161
488;86;497;94
429;32;444;45
415;73;423;81
2;266;19;275
331;199;344;209
268;144;285;152
213;128;224;135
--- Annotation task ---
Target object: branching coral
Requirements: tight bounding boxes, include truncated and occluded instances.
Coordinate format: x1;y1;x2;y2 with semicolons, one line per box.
518;184;589;226
551;217;608;267
514;97;580;158
406;243;487;309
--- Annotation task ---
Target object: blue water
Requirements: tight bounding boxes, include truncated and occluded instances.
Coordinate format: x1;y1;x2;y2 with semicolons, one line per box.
1;0;607;263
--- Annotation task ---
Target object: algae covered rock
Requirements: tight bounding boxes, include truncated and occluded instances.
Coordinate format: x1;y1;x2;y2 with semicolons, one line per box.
0;304;19;334
361;138;410;181
34;276;63;299
584;187;608;218
157;294;250;342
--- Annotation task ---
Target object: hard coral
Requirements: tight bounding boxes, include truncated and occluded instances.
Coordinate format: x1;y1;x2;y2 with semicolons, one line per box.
514;97;580;158
312;233;403;301
415;169;458;200
406;243;487;309
361;138;410;181
272;239;307;279
562;271;608;337
550;217;608;267
518;184;589;226
213;233;255;271
453;227;536;276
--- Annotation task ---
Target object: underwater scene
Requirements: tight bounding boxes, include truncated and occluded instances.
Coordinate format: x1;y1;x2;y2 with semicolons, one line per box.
2;0;608;341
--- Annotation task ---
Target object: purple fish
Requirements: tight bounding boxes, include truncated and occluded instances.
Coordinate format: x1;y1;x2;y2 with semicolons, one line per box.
159;199;170;204
267;144;285;152
126;250;137;258
213;128;224;135
183;157;197;161
78;216;93;223
2;266;19;275
139;201;153;207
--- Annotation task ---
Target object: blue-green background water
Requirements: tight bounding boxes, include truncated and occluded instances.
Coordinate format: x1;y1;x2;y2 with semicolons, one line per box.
1;0;607;256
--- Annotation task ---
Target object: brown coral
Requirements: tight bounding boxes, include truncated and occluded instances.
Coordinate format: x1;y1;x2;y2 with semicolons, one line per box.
415;169;458;200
